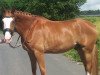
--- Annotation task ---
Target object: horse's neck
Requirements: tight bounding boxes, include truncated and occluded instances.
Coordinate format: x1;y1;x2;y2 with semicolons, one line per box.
15;15;33;39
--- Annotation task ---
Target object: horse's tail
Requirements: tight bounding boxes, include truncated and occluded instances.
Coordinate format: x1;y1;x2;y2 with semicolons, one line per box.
91;44;98;75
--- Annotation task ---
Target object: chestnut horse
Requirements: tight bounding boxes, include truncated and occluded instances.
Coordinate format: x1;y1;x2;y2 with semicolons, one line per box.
2;10;98;75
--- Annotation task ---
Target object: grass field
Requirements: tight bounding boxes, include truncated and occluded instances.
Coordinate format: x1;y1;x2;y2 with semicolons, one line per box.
64;16;100;67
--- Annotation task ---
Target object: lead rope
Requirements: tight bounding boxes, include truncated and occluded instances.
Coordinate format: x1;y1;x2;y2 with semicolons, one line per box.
9;35;21;48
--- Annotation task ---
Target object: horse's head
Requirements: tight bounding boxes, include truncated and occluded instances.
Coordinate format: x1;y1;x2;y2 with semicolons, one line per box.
2;10;15;43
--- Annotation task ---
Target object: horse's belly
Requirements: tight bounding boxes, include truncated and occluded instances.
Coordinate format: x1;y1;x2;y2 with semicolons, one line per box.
44;41;76;53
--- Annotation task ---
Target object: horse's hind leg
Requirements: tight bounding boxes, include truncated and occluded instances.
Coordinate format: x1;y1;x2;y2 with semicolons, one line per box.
76;44;98;75
91;44;98;75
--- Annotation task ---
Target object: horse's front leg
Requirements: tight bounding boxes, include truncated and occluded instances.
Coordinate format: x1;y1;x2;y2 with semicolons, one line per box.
28;52;37;75
34;49;46;75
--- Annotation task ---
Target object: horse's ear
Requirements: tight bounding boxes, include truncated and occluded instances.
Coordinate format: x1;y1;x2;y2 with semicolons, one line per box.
11;8;15;14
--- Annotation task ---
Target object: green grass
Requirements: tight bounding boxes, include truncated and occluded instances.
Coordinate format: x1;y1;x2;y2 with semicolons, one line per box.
64;49;81;62
64;16;100;66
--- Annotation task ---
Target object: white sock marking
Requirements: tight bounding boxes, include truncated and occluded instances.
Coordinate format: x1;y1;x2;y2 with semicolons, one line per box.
87;72;90;75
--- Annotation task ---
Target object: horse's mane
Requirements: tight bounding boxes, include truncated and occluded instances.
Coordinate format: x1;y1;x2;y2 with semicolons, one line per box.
14;10;48;20
4;10;49;20
14;10;33;17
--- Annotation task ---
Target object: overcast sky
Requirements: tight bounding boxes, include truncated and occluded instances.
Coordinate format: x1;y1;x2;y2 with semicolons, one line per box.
80;0;100;10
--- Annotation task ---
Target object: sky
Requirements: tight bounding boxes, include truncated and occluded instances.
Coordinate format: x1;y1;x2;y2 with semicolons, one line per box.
80;0;100;10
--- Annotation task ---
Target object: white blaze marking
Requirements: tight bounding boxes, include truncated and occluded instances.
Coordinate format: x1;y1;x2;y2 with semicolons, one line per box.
2;17;13;29
87;72;90;75
2;17;13;40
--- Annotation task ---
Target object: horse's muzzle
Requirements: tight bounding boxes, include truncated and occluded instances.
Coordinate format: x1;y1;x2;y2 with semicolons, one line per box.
4;38;12;44
3;28;12;43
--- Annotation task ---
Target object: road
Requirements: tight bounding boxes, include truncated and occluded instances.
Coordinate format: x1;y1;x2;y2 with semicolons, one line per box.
0;33;86;75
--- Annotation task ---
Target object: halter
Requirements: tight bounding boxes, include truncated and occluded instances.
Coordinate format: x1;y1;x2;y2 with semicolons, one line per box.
3;28;13;35
4;16;11;18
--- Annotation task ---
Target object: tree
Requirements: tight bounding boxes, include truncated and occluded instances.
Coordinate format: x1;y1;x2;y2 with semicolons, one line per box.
80;10;100;16
0;0;86;20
